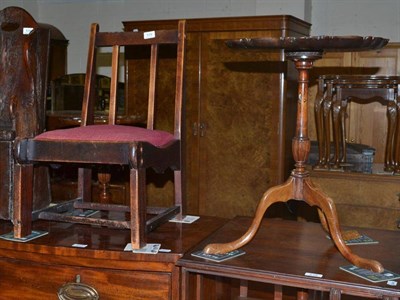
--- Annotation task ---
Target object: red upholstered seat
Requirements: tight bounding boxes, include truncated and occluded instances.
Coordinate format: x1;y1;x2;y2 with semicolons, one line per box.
35;125;175;147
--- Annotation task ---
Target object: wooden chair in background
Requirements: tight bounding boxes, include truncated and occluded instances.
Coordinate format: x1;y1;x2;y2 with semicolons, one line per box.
0;7;51;224
14;20;186;249
314;75;400;172
331;76;399;172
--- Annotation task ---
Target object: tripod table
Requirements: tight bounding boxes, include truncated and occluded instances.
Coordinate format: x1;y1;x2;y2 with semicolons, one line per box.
204;35;389;273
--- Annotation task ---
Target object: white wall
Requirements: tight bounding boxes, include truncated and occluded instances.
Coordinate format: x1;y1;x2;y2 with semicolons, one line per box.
311;0;400;41
0;0;399;74
0;0;309;73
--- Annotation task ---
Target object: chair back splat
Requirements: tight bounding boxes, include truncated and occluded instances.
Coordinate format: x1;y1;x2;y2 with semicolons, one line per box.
14;20;186;249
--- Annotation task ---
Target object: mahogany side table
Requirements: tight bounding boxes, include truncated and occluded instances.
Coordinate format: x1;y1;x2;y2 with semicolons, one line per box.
203;36;389;273
179;217;400;300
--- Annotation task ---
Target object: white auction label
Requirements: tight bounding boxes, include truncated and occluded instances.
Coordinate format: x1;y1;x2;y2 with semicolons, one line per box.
144;31;156;39
305;272;323;278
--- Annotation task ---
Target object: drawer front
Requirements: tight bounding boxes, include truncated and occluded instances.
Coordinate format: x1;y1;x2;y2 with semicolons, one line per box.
0;258;171;299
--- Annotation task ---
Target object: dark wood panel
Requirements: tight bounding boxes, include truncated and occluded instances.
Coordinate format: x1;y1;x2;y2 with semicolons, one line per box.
309;170;400;230
198;33;286;217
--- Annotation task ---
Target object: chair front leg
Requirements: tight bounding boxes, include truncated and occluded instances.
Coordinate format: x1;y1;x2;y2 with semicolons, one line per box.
130;167;147;249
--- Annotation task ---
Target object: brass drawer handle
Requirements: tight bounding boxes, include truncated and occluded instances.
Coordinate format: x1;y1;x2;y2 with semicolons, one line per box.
58;275;99;300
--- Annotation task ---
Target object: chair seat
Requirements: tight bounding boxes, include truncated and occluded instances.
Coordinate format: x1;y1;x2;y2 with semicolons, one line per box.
35;124;175;147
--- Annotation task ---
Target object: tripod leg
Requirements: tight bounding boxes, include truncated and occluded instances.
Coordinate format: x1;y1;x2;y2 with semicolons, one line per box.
203;177;295;254
317;207;329;233
303;177;383;273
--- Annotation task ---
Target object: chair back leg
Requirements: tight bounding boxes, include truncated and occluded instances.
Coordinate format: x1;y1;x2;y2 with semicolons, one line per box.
78;168;93;202
13;164;34;238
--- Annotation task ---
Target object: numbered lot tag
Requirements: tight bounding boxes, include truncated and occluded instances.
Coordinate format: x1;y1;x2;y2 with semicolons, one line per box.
144;31;155;39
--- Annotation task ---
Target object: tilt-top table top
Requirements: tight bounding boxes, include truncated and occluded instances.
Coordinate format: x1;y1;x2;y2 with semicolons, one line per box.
225;35;389;52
